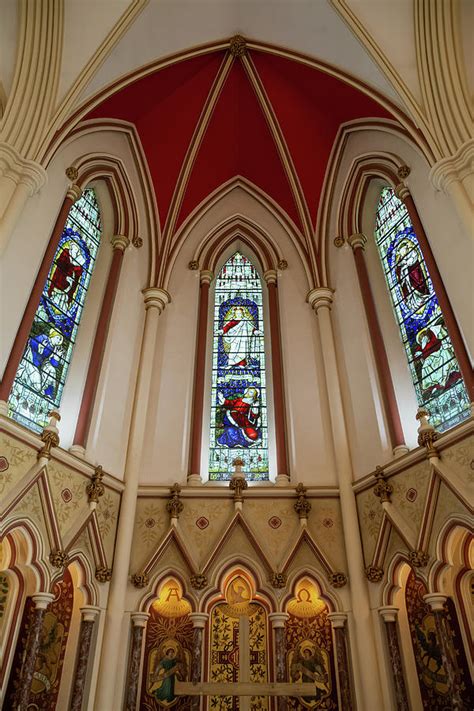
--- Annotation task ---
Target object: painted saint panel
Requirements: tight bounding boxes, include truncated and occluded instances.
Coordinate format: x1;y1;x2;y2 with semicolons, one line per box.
140;579;193;710
5;569;74;709
285;579;338;710
8;188;102;432
374;187;469;431
209;252;268;481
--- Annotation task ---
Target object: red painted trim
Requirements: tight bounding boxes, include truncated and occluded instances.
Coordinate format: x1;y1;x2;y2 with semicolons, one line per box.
188;280;210;477
73;246;125;447
0;196;73;400
266;282;289;476
352;246;406;448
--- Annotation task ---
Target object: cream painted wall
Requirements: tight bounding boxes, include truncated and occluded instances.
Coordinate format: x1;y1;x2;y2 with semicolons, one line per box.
140;185;338;486
327;126;473;477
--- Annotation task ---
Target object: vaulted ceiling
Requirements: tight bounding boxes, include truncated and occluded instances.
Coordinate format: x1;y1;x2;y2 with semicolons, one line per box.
87;45;392;240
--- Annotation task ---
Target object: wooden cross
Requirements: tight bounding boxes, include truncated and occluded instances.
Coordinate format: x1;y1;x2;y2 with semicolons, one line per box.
175;614;315;709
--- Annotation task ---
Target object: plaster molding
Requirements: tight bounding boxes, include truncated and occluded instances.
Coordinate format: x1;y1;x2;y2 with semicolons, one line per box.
0;142;47;195
429;138;474;193
307;287;334;312
142;287;171;313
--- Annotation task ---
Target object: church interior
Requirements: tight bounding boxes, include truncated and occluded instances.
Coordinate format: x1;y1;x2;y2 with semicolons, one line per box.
0;1;473;709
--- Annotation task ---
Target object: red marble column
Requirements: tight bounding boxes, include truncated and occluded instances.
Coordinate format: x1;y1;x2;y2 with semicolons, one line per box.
269;612;289;711
378;606;409;711
264;270;289;482
16;592;54;711
69;606;100;711
347;234;408;456
72;235;129;453
0;186;82;403
125;612;149;711
328;612;355;711
396;184;473;401
189;612;208;711
188;270;213;484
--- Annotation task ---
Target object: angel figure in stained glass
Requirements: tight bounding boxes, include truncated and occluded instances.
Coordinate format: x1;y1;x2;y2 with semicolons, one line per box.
218;305;261;368
217;386;261;447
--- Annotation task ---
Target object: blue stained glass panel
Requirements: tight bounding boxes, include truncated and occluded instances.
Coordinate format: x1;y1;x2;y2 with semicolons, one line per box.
8;188;102;432
209;252;269;480
374;187;469;431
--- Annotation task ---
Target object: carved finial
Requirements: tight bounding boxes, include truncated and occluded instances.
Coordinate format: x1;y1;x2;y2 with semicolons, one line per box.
86;465;105;504
95;566;112;583
166;483;184;519
365;565;384;583
229;35;246;57
65;166;79;181
408;550;429;568
373;466;393;503
329;572;347;588
188;260;199;270
230;460;248;503
333;236;345;248
270;572;287;589
131;573;149;588
190;573;208;590
416;408;439;456
294;482;311;520
37;411;61;460
397;165;411;180
49;550;69;569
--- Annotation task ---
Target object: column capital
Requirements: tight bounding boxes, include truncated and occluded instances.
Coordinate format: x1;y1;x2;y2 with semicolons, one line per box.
264;269;278;285
378;605;399;623
327;612;348;628
307;287;334;312
395;183;410;201
347;233;367;252
189;612;209;628
80;605;101;622
423;593;447;611
131;611;150;628
111;235;130;252
268;612;289;628
142;287;171;313
66;184;83;203
32;592;55;610
199;270;213;286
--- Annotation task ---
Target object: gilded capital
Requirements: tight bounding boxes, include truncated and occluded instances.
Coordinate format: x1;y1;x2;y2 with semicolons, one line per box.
111;235;130;252
347;233;367;252
307;287;334;312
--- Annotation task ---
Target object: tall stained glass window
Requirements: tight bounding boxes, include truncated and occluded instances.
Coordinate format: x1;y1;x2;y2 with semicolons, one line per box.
8;188;102;432
374;187;469;431
209;252;269;480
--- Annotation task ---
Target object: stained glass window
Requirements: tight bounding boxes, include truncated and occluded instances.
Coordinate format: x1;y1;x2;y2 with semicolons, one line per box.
209;252;269;480
374;187;469;431
8;188;102;432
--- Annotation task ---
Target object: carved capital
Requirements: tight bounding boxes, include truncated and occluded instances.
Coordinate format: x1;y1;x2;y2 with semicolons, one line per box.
395;183;410;201
200;269;213;286
263;269;277;285
270;572;287;589
66;184;83;203
166;483;184;519
142;287;170;313
131;573;149;588
307;287;333;312
190;573;207;590
347;233;367;252
111;235;130;252
86;465;105;504
95;566;112;583
294;482;311;519
49;549;69;569
408;550;429;568
329;572;348;588
229;35;246;57
365;565;384;583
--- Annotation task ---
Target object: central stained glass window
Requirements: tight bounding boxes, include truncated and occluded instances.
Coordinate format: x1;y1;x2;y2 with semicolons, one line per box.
374;187;469;431
209;252;269;481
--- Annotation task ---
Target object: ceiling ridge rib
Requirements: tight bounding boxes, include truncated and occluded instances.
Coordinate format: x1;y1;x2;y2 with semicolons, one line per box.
158;52;234;284
240;52;319;284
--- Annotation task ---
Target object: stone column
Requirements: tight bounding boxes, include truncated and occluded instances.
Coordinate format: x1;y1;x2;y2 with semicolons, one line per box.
71;235;130;455
189;612;209;711
328;613;354;711
396;184;473;401
0;185;82;407
378;606;409;711
269;612;289;711
69;606;101;711
15;592;54;711
125;612;150;711
423;594;465;710
264;271;289;484
308;287;383;710
188;270;213;484
94;288;170;711
347;234;407;457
